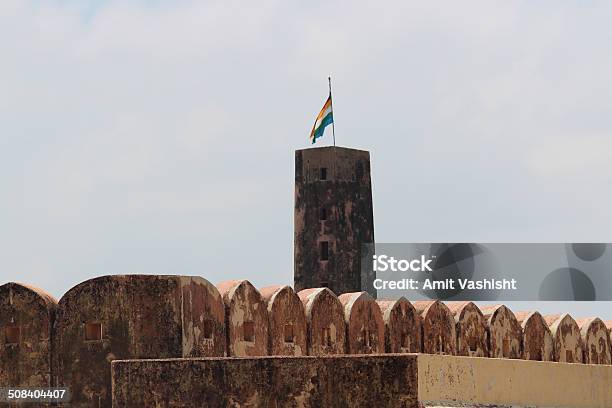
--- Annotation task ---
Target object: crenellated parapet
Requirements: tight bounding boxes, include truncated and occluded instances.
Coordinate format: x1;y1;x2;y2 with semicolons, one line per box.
515;311;554;361
481;304;522;359
2;275;612;406
0;282;57;390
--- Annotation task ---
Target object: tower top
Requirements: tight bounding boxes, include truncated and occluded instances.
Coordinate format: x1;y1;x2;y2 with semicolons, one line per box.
295;147;371;184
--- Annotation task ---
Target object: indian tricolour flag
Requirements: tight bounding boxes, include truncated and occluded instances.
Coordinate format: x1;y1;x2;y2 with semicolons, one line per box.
309;94;333;144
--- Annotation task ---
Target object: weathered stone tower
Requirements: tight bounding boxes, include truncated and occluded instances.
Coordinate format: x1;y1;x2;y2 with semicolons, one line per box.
294;146;375;296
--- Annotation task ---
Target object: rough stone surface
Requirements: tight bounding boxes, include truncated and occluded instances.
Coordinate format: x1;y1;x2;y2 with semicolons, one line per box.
111;355;419;408
605;320;612;350
481;305;522;359
338;292;384;354
294;147;375;296
515;311;553;361
544;314;583;363
377;297;422;353
413;301;456;355
0;282;57;388
446;301;488;357
298;287;346;355
217;280;269;357
54;275;224;408
259;285;307;356
576;317;611;365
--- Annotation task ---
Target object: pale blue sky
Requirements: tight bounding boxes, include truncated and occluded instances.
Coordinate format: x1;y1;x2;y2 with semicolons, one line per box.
1;1;612;318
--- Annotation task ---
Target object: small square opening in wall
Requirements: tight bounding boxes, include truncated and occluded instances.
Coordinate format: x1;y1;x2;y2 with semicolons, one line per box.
283;324;294;343
203;319;214;339
319;208;327;221
320;167;327;180
5;325;20;345
243;321;255;342
84;322;102;341
468;340;478;355
320;241;329;261
566;350;573;362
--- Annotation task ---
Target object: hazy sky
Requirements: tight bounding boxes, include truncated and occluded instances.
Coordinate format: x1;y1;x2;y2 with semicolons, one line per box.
2;1;612;318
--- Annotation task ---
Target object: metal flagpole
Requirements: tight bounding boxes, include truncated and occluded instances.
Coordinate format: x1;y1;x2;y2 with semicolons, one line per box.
328;76;336;147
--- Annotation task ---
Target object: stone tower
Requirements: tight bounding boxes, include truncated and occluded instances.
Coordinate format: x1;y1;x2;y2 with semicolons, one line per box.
294;146;375;296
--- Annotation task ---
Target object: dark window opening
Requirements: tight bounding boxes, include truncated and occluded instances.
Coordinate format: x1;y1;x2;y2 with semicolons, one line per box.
356;161;364;180
319;208;327;221
468;339;478;355
284;324;294;343
243;321;255;342
4;325;20;345
84;322;102;341
566;350;573;362
320;281;329;288
320;241;329;261
438;336;445;354
203;319;214;339
320;167;327;180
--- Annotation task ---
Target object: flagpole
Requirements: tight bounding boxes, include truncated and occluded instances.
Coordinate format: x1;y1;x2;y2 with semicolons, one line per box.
328;76;336;147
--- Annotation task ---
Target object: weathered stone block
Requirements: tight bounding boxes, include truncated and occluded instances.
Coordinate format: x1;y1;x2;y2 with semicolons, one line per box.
217;280;269;357
606;320;612;354
259;285;307;356
413;301;456;355
446;301;488;357
545;313;583;363
515;311;553;361
111;355;419;408
576;317;611;365
480;304;522;359
54;275;224;408
338;292;384;354
298;288;346;355
0;282;57;388
376;297;422;353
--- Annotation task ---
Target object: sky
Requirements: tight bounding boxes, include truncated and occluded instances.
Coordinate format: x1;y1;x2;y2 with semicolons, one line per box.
1;1;612;318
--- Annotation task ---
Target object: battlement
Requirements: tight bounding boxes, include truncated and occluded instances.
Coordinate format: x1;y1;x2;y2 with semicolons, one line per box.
2;275;612;407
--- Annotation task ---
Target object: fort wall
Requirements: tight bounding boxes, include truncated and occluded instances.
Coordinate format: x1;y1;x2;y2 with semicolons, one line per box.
111;354;419;407
1;275;612;407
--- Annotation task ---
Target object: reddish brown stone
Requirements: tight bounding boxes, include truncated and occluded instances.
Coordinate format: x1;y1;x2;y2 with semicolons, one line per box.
259;285;307;356
217;280;269;357
545;314;583;363
298;287;346;355
481;304;522;359
576;317;611;365
338;292;384;354
605;320;612;350
0;282;57;388
111;355;419;408
515;311;553;361
376;297;422;353
413;301;456;355
446;301;488;357
54;275;224;407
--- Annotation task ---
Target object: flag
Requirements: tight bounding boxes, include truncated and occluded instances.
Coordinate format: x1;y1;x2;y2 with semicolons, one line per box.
309;94;333;144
